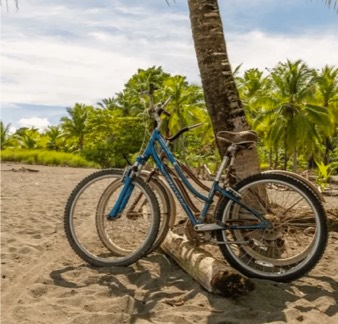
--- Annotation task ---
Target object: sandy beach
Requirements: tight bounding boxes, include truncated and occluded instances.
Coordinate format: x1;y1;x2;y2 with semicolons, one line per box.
1;162;338;324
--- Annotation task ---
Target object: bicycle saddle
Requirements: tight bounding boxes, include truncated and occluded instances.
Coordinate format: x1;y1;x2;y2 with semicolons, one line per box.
216;130;258;146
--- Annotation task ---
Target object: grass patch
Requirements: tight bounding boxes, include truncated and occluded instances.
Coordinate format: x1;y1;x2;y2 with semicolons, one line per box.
1;149;99;168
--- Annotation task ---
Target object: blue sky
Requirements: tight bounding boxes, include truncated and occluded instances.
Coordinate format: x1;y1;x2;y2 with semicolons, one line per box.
1;0;337;132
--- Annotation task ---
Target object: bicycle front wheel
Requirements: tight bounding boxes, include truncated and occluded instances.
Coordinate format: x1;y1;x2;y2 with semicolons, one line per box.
64;169;160;267
96;172;171;255
215;173;328;282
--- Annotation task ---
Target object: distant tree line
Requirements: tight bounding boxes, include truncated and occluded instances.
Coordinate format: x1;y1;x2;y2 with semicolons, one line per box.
1;62;337;175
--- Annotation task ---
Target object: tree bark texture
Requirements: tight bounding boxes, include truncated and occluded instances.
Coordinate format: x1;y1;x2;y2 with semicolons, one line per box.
188;0;260;178
188;1;244;135
161;231;255;298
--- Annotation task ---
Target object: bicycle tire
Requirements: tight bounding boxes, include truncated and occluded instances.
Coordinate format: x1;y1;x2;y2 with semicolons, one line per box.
64;169;160;267
96;171;171;254
215;173;328;282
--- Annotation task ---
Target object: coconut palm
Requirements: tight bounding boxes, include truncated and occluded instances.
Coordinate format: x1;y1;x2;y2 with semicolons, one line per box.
45;125;63;151
312;65;338;163
254;60;331;171
236;68;271;125
161;75;208;160
0;121;13;149
187;0;262;179
96;97;118;110
13;127;40;149
60;103;93;152
116;66;171;116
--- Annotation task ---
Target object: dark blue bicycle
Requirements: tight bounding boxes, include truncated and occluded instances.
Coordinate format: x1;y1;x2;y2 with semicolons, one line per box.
64;85;328;282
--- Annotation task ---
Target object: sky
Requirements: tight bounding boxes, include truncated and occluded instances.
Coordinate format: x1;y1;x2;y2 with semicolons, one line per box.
1;0;337;132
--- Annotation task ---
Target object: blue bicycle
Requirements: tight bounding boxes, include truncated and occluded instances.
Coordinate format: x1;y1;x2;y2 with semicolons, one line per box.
64;85;328;282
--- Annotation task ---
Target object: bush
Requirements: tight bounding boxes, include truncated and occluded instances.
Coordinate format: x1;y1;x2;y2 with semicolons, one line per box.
0;149;98;168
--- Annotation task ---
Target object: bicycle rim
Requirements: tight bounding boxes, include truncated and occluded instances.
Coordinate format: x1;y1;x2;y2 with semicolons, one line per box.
64;169;160;267
96;175;170;255
216;173;327;281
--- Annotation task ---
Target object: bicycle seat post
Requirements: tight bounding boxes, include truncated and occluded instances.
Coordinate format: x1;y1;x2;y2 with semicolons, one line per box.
214;144;238;183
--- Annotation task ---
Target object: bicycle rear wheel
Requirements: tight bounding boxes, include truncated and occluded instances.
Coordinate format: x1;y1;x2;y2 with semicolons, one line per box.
215;173;328;282
64;169;160;267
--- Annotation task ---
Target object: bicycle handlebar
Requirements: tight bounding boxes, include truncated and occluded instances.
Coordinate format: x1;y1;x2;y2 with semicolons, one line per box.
147;95;172;130
146;83;202;139
165;123;203;142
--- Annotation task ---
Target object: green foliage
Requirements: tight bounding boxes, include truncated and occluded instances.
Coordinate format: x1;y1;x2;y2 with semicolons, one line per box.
1;121;13;149
1;149;98;168
60;103;94;152
83;116;145;167
13;127;41;149
2;61;337;172
315;161;332;190
115;66;171;116
44;125;64;151
238;59;338;172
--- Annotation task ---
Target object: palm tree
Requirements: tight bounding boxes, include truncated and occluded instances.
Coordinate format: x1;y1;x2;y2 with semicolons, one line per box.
187;0;260;179
255;60;331;171
162;75;207;159
0;121;12;149
45;125;63;151
60;103;93;152
236;68;271;125
116;66;171;116
13;127;40;149
187;0;337;177
96;97;118;110
312;65;338;163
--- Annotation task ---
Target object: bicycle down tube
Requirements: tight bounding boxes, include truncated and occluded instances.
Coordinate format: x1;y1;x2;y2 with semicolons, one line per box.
109;128;266;229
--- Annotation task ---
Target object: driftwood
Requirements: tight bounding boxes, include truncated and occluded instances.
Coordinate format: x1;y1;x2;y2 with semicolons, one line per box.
4;167;39;173
161;231;255;298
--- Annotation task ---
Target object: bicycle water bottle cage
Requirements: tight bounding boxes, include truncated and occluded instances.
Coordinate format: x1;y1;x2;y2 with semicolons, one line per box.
216;130;257;150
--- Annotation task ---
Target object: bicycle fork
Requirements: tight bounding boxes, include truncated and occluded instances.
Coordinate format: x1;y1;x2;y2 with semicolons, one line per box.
107;155;148;219
107;174;135;219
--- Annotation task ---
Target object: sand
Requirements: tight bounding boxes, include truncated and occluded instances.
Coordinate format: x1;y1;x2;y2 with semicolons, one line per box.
1;163;338;324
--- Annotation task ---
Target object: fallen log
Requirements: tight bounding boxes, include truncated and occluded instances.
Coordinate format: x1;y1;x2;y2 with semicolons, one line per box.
161;230;255;298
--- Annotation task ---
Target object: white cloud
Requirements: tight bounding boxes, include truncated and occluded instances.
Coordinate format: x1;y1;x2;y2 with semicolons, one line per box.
1;0;195;107
18;117;50;131
227;30;338;72
1;0;337;128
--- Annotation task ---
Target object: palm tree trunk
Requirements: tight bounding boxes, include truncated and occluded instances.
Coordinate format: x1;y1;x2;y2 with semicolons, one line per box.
324;137;332;165
284;135;287;170
187;0;260;178
293;148;298;173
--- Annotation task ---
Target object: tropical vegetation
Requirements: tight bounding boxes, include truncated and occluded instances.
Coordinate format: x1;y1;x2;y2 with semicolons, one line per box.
1;63;337;176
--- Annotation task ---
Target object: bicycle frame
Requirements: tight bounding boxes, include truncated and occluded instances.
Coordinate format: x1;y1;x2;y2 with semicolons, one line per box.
109;128;268;230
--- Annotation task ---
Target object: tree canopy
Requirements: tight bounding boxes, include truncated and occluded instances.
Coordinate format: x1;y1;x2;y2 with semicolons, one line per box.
1;62;337;175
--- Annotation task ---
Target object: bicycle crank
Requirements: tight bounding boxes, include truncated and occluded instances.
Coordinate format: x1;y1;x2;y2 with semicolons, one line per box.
184;221;212;245
194;222;229;232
